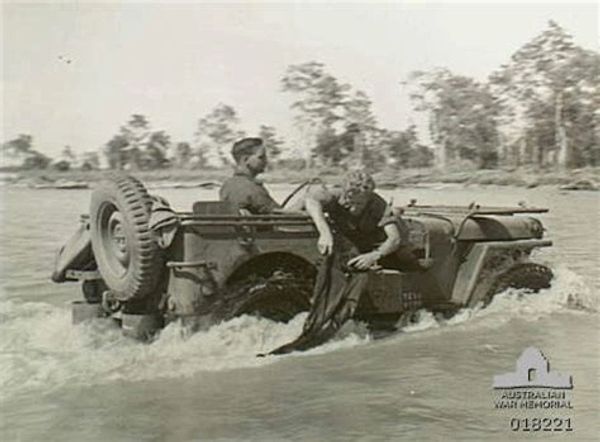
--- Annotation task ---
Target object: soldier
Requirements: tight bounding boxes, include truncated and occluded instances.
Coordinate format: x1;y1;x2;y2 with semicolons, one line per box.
219;137;280;214
267;170;402;355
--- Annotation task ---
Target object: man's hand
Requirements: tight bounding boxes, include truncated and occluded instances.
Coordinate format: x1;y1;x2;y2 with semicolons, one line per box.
347;250;382;271
317;231;334;255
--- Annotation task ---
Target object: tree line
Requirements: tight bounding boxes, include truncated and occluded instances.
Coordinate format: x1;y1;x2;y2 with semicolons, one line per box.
2;21;598;172
410;21;599;170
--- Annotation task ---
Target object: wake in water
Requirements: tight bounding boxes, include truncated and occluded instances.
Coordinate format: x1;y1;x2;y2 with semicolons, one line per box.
0;302;370;399
401;263;598;334
0;265;595;399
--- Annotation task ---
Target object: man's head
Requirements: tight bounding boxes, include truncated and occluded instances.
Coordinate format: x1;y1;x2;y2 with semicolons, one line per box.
232;137;267;176
339;170;376;215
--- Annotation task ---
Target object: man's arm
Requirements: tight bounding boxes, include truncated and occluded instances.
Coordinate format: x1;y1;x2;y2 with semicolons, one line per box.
347;223;401;270
248;186;279;214
305;195;334;255
302;184;337;255
377;223;402;256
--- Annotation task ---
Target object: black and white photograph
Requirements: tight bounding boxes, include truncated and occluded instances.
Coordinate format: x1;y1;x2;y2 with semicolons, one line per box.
1;1;598;440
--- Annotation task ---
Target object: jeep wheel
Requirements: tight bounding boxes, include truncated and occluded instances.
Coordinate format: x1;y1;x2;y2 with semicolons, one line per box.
89;175;160;301
225;273;312;322
485;263;553;305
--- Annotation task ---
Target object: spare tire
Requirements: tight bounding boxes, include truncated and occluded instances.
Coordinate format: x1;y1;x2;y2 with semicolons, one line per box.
89;175;160;301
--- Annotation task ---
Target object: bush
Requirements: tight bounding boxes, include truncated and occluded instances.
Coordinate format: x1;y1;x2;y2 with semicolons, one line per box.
53;160;71;172
22;153;51;170
81;161;95;171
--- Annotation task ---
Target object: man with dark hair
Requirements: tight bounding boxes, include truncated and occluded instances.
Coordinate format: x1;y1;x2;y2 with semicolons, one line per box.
219;137;280;214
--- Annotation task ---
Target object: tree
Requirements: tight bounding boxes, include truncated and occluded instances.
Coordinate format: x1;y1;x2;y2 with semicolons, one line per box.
122;114;151;145
1;134;55;170
343;90;382;166
409;69;500;169
119;114;151;169
490;21;599;169
2;134;34;168
194;104;245;167
104;114;150;170
344;90;378;130
409;144;435;168
104;114;175;170
22;151;51;170
57;145;77;169
313;127;345;166
258;125;284;163
173;142;193;168
282;61;383;167
81;151;100;171
385;126;434;168
105;134;129;170
2;134;33;158
282;61;351;131
142;131;170;169
565;50;600;166
53;160;71;172
61;145;76;161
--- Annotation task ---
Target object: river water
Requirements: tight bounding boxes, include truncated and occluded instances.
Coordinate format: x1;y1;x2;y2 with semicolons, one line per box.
0;184;598;441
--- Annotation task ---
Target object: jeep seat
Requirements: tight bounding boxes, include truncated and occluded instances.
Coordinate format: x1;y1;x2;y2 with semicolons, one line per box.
192;201;237;215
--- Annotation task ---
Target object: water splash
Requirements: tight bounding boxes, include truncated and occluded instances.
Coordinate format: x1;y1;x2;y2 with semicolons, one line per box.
0;266;594;398
0;303;369;398
484;264;597;314
400;265;597;336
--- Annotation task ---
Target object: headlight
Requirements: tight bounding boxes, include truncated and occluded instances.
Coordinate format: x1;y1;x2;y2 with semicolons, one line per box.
528;218;544;238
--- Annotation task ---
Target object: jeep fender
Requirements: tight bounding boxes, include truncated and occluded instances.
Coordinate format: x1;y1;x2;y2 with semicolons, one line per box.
450;239;552;306
225;252;317;287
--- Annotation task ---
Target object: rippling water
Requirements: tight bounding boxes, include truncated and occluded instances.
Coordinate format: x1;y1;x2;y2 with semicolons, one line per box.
0;184;598;441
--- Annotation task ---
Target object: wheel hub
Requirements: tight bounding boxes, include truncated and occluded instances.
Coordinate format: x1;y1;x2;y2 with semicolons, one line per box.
108;212;129;264
99;207;131;276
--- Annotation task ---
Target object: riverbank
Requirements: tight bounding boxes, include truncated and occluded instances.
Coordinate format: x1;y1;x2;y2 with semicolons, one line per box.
1;166;599;191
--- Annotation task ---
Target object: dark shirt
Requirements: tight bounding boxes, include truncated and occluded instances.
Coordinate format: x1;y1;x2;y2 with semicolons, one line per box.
219;169;280;214
317;187;396;253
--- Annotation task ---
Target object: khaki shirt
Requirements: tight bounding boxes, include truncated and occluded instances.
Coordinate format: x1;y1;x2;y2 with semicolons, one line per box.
219;170;280;214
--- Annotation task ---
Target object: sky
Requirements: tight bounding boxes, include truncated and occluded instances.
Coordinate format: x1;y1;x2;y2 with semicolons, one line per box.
2;1;598;160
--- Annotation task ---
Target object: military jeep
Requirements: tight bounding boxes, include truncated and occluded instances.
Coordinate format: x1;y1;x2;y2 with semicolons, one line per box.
52;175;553;340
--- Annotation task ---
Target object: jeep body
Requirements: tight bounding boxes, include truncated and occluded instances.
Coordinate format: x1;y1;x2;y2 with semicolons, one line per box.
53;176;553;338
